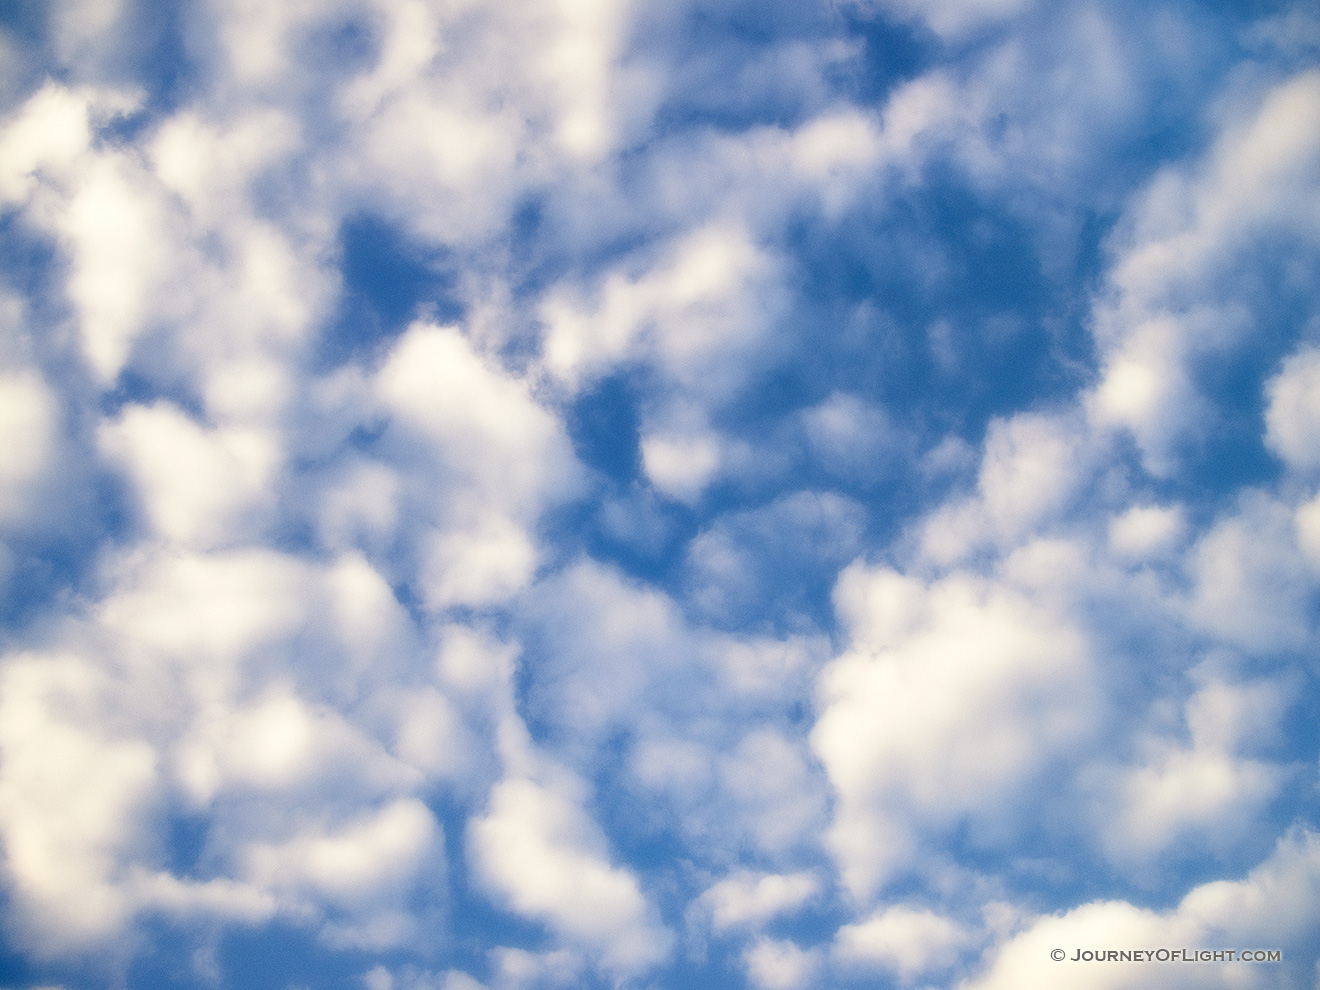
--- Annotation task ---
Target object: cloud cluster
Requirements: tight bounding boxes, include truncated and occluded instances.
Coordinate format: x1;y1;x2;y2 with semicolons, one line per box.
1;1;1319;989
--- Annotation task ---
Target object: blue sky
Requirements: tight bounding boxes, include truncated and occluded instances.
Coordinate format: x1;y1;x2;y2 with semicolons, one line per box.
1;1;1319;988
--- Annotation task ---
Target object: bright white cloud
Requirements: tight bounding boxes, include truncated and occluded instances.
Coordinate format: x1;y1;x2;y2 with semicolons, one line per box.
814;562;1098;898
966;828;1320;989
540;222;782;393
99;403;281;549
2;1;1319;988
468;775;671;974
833;904;972;979
0;654;157;951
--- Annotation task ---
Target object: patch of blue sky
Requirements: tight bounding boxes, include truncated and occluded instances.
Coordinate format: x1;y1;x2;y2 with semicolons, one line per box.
322;214;465;369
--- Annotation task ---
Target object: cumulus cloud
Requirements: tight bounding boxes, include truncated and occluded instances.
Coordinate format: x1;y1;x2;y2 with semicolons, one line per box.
814;562;1099;898
966;828;1320;989
743;937;821;990
2;1;1320;988
468;774;672;974
833;903;973;980
1087;69;1320;472
696;870;821;935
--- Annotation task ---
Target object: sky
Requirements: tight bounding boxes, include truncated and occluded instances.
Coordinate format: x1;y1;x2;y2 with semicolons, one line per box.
0;0;1319;988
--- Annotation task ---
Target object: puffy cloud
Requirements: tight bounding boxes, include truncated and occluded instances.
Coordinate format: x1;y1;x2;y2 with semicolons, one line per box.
1265;346;1320;471
814;562;1099;898
0;83;102;203
241;797;439;916
696;870;821;935
3;0;1320;987
833;904;973;980
743;937;822;990
375;322;577;509
0;654;157;951
639;427;724;503
94;548;310;670
685;489;866;622
0;543;449;954
1095;674;1291;863
1108;503;1186;560
99;402;281;549
966;828;1320;989
172;683;419;805
467;775;672;974
1088;70;1320;472
374;321;581;607
540;222;784;394
920;411;1092;564
802;392;902;482
1182;493;1318;654
364;964;489;990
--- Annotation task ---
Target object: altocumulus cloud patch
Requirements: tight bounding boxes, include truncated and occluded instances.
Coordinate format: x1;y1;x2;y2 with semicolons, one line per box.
1;1;1319;989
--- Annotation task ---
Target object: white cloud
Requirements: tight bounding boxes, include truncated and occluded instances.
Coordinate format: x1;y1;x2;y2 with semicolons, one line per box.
1296;490;1320;572
640;428;723;503
802;392;900;481
0;369;58;523
520;559;694;745
241;797;439;911
172;683;418;805
1183;493;1317;653
333;0;659;241
697;870;821;934
317;458;402;555
0;536;453;954
419;513;538;610
363;964;489;990
56;150;179;382
95;548;310;670
717;730;827;855
1108;504;1186;560
0;654;157;951
685;490;866;620
965;828;1320;989
921;412;1091;564
468;775;671;974
376;321;578;515
149;110;301;227
814;562;1098;899
487;946;583;989
1096;675;1289;862
540;222;782;393
1088;70;1320;472
99;402;281;549
373;321;580;606
1266;346;1320;471
833;904;973;980
743;937;821;990
3;1;1320;986
0;83;95;203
